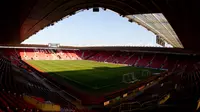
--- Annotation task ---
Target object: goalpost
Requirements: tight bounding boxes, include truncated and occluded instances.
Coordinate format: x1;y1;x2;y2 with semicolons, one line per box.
122;70;151;84
122;72;140;84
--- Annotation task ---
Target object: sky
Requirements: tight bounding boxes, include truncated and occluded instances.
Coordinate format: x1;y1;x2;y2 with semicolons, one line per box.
22;8;168;47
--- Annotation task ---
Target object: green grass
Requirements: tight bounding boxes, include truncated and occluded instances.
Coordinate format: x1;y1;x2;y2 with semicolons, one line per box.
26;60;162;94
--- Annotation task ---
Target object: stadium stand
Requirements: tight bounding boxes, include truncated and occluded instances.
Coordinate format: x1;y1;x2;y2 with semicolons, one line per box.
0;48;200;112
8;48;186;73
0;52;80;111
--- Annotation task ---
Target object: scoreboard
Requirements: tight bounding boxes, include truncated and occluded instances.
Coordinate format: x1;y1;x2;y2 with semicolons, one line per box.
156;36;165;47
48;43;60;47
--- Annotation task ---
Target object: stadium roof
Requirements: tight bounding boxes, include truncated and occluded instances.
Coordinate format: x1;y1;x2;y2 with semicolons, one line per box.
126;13;183;48
1;0;200;51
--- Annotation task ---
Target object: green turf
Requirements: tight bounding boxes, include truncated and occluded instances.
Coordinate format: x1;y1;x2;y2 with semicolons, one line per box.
26;60;162;94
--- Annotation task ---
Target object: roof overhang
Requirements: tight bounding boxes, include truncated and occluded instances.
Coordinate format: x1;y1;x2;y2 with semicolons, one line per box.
126;13;183;48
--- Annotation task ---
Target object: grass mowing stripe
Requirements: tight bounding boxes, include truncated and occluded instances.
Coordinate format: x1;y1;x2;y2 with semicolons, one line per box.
27;60;107;89
28;61;95;89
26;60;163;94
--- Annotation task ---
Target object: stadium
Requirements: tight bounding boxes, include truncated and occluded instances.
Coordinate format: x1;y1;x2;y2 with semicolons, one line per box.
0;0;200;112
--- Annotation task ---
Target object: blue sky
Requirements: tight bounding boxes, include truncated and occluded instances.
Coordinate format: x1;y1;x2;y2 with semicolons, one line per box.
22;8;164;47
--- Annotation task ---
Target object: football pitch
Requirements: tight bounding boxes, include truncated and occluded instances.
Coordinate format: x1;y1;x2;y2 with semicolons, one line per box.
26;60;162;94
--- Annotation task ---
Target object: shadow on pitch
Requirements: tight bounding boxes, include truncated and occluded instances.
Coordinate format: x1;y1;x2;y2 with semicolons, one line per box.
44;66;162;93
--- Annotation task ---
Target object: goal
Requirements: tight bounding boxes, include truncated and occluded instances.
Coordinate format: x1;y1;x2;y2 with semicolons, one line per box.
122;72;140;84
122;70;151;84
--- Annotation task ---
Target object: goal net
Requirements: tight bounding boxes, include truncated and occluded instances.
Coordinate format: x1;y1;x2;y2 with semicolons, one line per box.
122;70;151;84
122;72;139;84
